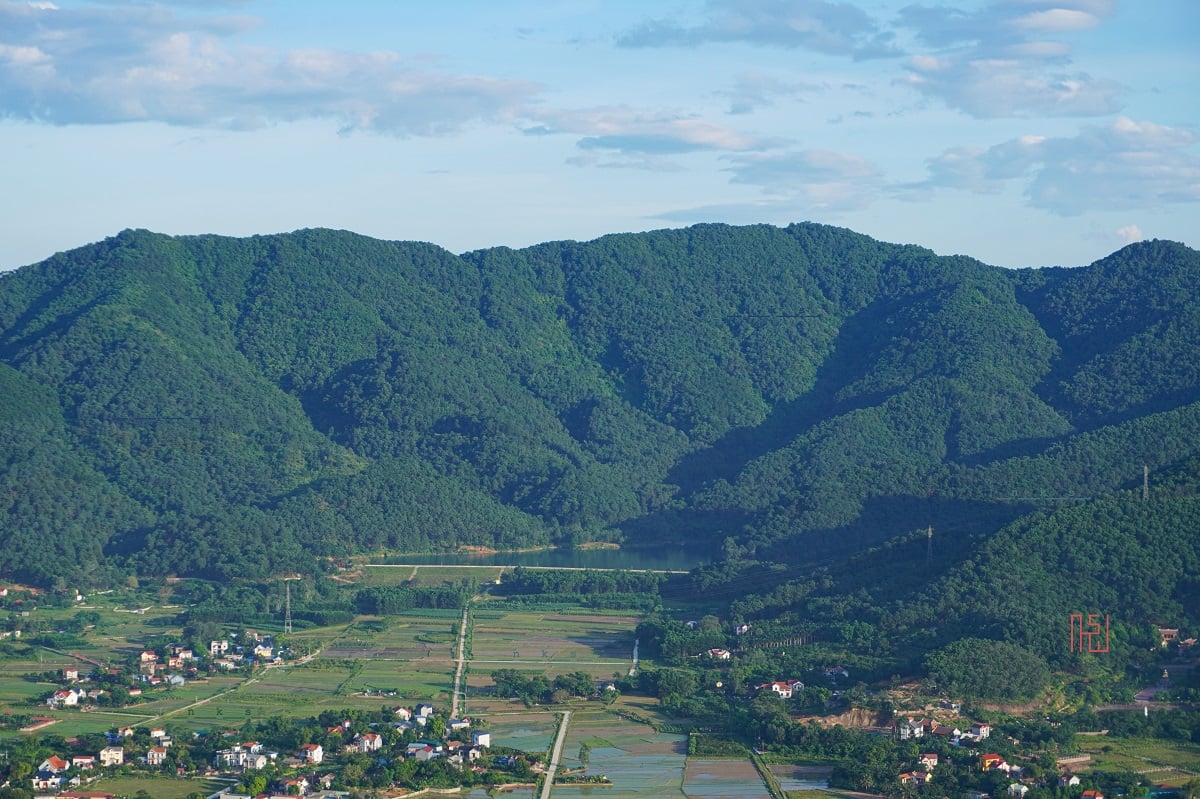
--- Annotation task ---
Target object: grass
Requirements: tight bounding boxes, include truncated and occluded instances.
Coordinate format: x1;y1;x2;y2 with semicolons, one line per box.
1075;735;1200;781
89;774;228;799
354;564;507;588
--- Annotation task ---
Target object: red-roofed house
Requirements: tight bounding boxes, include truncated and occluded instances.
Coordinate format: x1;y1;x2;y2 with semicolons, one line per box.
40;756;70;773
980;754;1005;771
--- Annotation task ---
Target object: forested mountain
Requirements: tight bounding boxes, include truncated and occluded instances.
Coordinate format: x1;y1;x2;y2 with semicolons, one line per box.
1;224;1199;596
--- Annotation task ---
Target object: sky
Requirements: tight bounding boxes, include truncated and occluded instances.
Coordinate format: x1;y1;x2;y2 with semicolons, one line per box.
1;0;1198;272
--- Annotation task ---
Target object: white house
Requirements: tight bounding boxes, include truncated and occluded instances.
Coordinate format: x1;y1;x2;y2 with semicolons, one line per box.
299;743;324;764
356;733;383;753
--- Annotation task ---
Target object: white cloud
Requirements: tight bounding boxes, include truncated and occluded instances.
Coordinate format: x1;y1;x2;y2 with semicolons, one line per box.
0;1;538;134
918;117;1200;215
897;0;1121;117
618;0;898;59
1115;224;1143;245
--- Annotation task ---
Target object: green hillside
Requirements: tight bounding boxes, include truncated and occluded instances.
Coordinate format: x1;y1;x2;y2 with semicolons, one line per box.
1;224;1198;600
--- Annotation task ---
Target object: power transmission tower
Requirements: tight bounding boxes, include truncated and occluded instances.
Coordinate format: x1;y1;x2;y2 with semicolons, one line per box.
1143;464;1150;501
926;526;933;564
284;581;293;635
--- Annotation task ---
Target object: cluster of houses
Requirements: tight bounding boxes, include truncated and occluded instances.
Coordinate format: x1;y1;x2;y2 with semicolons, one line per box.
757;679;805;699
752;667;851;700
893;719;1121;799
897;717;993;744
26;745;126;794
208;634;284;670
210;706;492;781
44;636;294;710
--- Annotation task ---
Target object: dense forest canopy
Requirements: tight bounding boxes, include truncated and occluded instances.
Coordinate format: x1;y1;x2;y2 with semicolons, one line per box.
1;224;1199;624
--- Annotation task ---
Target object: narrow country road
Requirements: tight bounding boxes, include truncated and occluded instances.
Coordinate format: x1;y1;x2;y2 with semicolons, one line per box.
450;605;469;719
540;710;571;799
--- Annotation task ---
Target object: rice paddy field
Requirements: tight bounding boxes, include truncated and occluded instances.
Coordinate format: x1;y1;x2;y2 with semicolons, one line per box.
483;709;561;754
683;758;773;799
556;710;690;798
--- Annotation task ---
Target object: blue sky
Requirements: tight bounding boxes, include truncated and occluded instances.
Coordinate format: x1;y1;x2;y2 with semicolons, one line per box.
1;0;1197;271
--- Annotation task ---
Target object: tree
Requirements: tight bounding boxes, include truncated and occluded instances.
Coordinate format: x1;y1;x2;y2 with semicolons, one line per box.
429;717;446;739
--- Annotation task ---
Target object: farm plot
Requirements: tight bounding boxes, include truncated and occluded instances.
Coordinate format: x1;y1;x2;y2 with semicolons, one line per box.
471;611;637;680
313;612;462;699
321;612;459;662
555;710;688;799
772;764;834;793
482;711;560;754
683;759;771;799
1076;735;1200;783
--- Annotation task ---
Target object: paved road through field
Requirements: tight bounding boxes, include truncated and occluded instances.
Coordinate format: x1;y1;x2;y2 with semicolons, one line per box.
540;710;571;799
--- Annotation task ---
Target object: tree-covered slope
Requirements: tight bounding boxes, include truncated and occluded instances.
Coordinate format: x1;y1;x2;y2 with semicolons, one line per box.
1;224;1198;587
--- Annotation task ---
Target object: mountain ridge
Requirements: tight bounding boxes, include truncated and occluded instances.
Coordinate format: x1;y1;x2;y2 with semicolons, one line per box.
1;223;1197;588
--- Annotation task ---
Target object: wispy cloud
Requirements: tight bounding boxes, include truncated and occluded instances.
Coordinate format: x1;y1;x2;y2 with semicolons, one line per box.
917;117;1200;214
0;0;538;134
526;105;776;168
725;148;884;211
718;72;821;115
897;0;1122;117
617;0;898;59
